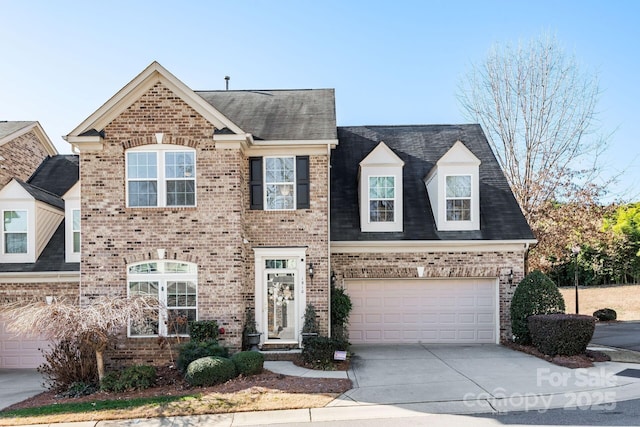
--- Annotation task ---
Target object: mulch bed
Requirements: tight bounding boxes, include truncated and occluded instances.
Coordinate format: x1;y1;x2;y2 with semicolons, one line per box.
2;365;352;412
504;342;611;368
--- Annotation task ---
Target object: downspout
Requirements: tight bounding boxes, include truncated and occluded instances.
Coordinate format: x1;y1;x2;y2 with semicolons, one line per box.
327;143;332;337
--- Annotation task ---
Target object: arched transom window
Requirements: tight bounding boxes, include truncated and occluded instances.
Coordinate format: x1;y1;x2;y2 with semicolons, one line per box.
127;260;197;337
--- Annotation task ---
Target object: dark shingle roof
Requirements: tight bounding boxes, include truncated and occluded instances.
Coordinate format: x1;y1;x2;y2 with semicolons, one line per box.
0;155;80;273
331;124;534;241
197;89;337;141
27;155;79;197
0;222;79;272
0;121;36;140
16;179;64;210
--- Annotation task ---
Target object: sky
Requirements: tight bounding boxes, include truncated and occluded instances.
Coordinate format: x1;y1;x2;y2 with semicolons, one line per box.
1;0;638;200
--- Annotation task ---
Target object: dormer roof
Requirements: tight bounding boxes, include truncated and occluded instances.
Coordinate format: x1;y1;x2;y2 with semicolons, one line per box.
331;124;534;242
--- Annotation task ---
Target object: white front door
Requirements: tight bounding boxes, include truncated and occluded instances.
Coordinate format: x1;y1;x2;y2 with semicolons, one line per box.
254;248;307;345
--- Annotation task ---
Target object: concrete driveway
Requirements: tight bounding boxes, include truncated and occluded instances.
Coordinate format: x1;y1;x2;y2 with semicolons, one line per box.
330;343;640;414
592;321;640;352
0;369;44;410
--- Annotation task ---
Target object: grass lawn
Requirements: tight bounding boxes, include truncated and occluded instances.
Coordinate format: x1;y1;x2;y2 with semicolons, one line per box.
559;284;640;320
0;390;339;426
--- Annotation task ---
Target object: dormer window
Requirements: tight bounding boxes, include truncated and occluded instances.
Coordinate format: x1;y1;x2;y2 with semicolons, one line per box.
425;141;480;231
446;175;472;221
369;176;395;222
359;142;404;232
3;210;27;254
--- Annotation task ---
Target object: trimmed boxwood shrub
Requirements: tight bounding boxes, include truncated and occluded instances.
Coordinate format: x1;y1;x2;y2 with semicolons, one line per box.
528;313;596;356
185;356;237;387
100;365;156;392
189;320;220;342
231;351;264;376
593;308;617;321
510;270;565;344
177;340;229;373
301;336;349;369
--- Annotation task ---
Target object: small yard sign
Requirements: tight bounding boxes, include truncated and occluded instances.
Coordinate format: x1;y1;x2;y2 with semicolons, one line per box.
334;350;347;361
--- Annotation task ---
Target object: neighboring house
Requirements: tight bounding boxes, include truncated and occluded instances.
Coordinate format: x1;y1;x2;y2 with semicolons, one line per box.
3;62;534;367
0;142;80;368
0;121;57;190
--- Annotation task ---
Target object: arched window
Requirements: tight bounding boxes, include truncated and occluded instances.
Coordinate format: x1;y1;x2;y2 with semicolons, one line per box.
127;260;197;337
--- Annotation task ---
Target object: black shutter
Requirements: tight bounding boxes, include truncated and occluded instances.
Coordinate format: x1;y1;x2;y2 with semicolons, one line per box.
296;156;310;209
249;157;263;210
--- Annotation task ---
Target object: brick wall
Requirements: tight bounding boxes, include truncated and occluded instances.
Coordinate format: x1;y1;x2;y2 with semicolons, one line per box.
0;130;51;189
244;155;330;335
331;249;526;341
80;82;246;365
0;281;79;304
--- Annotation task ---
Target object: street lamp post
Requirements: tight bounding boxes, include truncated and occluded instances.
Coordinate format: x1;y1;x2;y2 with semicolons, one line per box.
572;245;580;314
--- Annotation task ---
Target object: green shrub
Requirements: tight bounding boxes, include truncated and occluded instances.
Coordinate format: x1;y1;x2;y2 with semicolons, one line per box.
331;286;352;341
177;340;228;373
231;351;264;376
528;313;596;356
189;320;220;342
301;336;349;370
100;365;156;392
185;356;237;387
510;270;565;344
593;308;617;321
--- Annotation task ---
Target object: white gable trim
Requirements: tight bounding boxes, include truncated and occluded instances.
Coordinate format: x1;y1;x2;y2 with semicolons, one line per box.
66;62;244;141
359;141;404;167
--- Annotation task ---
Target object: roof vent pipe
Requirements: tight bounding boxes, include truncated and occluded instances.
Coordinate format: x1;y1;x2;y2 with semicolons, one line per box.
225;75;230;90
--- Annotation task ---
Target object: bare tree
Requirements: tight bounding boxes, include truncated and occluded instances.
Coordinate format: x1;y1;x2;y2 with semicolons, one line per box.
458;34;605;220
0;296;159;381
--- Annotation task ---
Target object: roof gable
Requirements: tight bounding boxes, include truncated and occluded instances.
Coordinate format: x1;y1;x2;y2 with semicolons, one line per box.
360;141;405;167
438;140;481;166
66;61;244;140
0;121;57;155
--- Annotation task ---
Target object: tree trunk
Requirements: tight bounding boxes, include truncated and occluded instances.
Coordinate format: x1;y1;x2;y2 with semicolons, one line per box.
96;350;105;382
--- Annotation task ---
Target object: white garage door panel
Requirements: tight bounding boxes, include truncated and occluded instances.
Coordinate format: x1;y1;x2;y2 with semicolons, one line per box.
0;320;49;369
347;279;497;344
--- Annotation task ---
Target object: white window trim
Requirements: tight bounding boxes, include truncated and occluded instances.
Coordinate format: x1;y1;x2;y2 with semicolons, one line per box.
125;145;197;208
367;175;396;223
263;156;296;211
127;260;198;338
444;174;473;223
2;209;29;260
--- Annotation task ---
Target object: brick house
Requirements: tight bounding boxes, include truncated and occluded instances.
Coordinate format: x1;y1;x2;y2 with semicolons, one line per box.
0;121;80;368
2;62;534;367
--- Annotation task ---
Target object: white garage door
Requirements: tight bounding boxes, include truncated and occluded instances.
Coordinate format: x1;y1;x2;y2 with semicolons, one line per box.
347;279;497;344
0;320;49;368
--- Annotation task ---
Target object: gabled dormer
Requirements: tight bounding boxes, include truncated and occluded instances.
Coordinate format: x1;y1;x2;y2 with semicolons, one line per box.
424;141;480;231
0;179;64;263
359;142;404;232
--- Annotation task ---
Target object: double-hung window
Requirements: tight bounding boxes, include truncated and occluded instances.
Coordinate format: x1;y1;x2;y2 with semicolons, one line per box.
128;260;198;337
249;156;310;210
368;176;395;222
3;210;28;254
445;175;472;221
126;146;196;207
265;157;295;210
